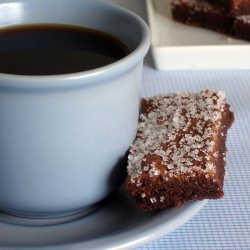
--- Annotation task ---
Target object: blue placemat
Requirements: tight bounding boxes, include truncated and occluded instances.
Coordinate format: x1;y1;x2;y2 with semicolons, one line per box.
137;66;250;250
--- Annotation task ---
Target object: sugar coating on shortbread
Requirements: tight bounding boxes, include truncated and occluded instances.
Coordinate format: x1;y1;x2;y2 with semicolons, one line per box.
126;89;234;210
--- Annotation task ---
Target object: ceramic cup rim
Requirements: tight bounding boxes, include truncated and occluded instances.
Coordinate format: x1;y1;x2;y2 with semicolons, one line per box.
0;0;150;89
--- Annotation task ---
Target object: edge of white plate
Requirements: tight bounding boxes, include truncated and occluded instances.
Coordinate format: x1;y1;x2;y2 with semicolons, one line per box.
146;0;250;70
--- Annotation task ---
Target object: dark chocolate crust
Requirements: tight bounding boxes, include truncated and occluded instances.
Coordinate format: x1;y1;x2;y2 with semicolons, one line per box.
233;16;250;40
126;90;234;211
206;0;231;11
205;0;250;16
233;1;250;16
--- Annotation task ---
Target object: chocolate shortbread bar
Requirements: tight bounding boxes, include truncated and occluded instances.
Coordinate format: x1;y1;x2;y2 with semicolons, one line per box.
126;89;234;210
172;0;250;40
171;0;232;34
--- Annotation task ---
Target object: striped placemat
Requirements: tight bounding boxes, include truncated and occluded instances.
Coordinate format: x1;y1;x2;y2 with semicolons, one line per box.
137;66;250;250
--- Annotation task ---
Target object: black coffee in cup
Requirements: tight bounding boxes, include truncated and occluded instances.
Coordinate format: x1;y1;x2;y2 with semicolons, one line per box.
0;24;129;75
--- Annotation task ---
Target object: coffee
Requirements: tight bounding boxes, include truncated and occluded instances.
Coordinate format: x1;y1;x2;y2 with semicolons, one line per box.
0;24;129;75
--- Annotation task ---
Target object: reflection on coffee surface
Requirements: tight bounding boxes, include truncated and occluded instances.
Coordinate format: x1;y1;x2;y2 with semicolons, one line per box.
0;24;129;75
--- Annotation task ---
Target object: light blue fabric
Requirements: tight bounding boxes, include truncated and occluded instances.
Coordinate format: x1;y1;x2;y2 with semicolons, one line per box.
138;66;250;250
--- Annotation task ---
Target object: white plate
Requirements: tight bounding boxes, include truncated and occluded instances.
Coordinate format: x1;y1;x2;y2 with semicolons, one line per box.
0;187;207;249
146;0;250;70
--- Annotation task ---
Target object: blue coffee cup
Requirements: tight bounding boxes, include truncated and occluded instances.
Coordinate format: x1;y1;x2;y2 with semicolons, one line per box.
0;0;150;222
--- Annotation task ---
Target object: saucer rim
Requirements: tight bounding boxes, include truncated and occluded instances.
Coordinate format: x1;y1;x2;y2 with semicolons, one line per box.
68;200;208;250
1;199;207;250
